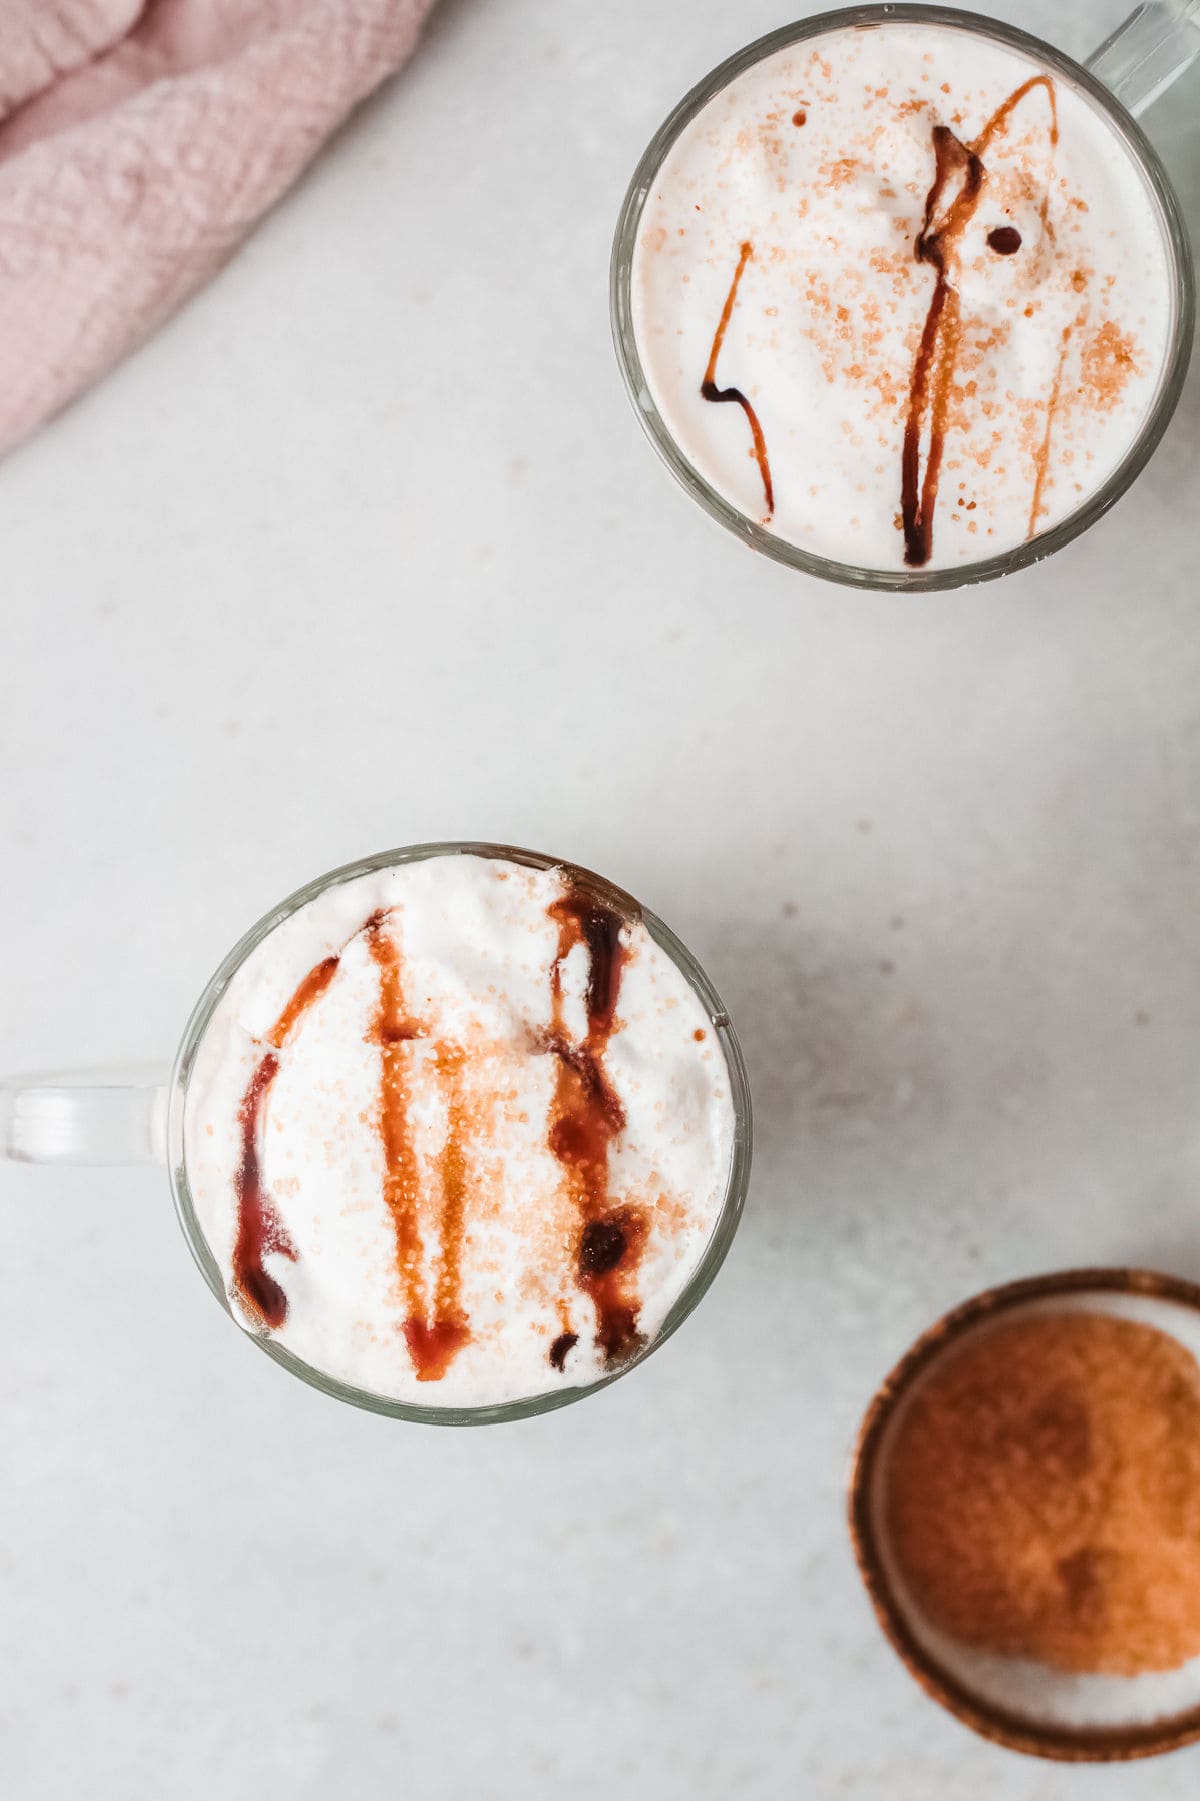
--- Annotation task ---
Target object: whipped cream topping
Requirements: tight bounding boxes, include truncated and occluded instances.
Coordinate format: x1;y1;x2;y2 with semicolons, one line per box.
631;21;1176;571
182;854;737;1409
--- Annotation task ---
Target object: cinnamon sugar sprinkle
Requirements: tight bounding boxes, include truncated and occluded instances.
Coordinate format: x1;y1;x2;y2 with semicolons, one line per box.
1079;319;1143;411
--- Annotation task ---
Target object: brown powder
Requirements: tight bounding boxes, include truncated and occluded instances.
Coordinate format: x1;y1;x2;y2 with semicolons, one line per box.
883;1311;1200;1675
1079;319;1142;411
823;156;860;187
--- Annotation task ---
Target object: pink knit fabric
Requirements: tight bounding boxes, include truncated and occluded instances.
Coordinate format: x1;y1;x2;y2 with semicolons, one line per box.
0;0;437;454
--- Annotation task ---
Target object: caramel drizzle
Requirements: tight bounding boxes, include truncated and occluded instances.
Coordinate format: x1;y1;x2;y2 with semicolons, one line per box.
231;953;341;1328
1028;313;1082;538
702;240;775;520
418;1043;472;1379
266;956;341;1048
365;911;470;1383
974;75;1059;167
231;912;472;1382
901;76;1058;568
543;884;647;1368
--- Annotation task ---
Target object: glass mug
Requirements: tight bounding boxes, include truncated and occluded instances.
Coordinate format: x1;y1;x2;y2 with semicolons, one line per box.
611;1;1198;592
0;843;753;1425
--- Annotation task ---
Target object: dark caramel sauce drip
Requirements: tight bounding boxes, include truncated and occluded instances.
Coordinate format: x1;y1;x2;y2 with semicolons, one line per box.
702;240;775;519
987;225;1022;255
901;127;983;568
901;76;1057;567
231;953;343;1327
366;914;470;1383
231;1054;295;1328
580;1217;629;1274
578;1207;649;1364
544;882;648;1368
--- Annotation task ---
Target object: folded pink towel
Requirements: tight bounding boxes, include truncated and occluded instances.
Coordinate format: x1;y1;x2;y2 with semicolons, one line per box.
0;0;436;456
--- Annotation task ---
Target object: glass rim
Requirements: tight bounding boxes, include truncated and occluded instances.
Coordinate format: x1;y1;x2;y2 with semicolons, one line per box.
610;2;1196;594
167;841;754;1426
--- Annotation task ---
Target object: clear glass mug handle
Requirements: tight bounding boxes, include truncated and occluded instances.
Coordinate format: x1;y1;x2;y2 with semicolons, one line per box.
1088;0;1200;115
1;1067;169;1165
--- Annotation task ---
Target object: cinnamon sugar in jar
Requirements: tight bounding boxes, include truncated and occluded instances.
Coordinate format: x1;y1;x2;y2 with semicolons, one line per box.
882;1309;1200;1675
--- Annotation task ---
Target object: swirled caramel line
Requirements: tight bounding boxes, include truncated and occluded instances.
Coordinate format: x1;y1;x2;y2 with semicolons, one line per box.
543;883;648;1369
902;76;1058;567
701;240;776;520
365;912;469;1383
231;954;340;1329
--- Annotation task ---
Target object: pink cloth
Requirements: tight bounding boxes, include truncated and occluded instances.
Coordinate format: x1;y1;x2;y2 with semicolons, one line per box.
0;0;436;455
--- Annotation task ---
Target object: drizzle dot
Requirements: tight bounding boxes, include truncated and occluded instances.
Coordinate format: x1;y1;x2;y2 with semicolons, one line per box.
579;1219;627;1277
987;226;1022;256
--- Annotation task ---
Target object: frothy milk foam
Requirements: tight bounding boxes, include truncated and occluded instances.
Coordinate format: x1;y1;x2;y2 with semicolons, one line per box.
183;855;737;1409
631;21;1176;571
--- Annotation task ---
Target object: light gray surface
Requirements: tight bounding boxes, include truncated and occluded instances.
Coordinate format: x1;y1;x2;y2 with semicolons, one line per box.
2;1;1199;1795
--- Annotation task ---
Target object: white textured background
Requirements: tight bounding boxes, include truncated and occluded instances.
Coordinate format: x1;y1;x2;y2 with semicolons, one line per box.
2;2;1199;1795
